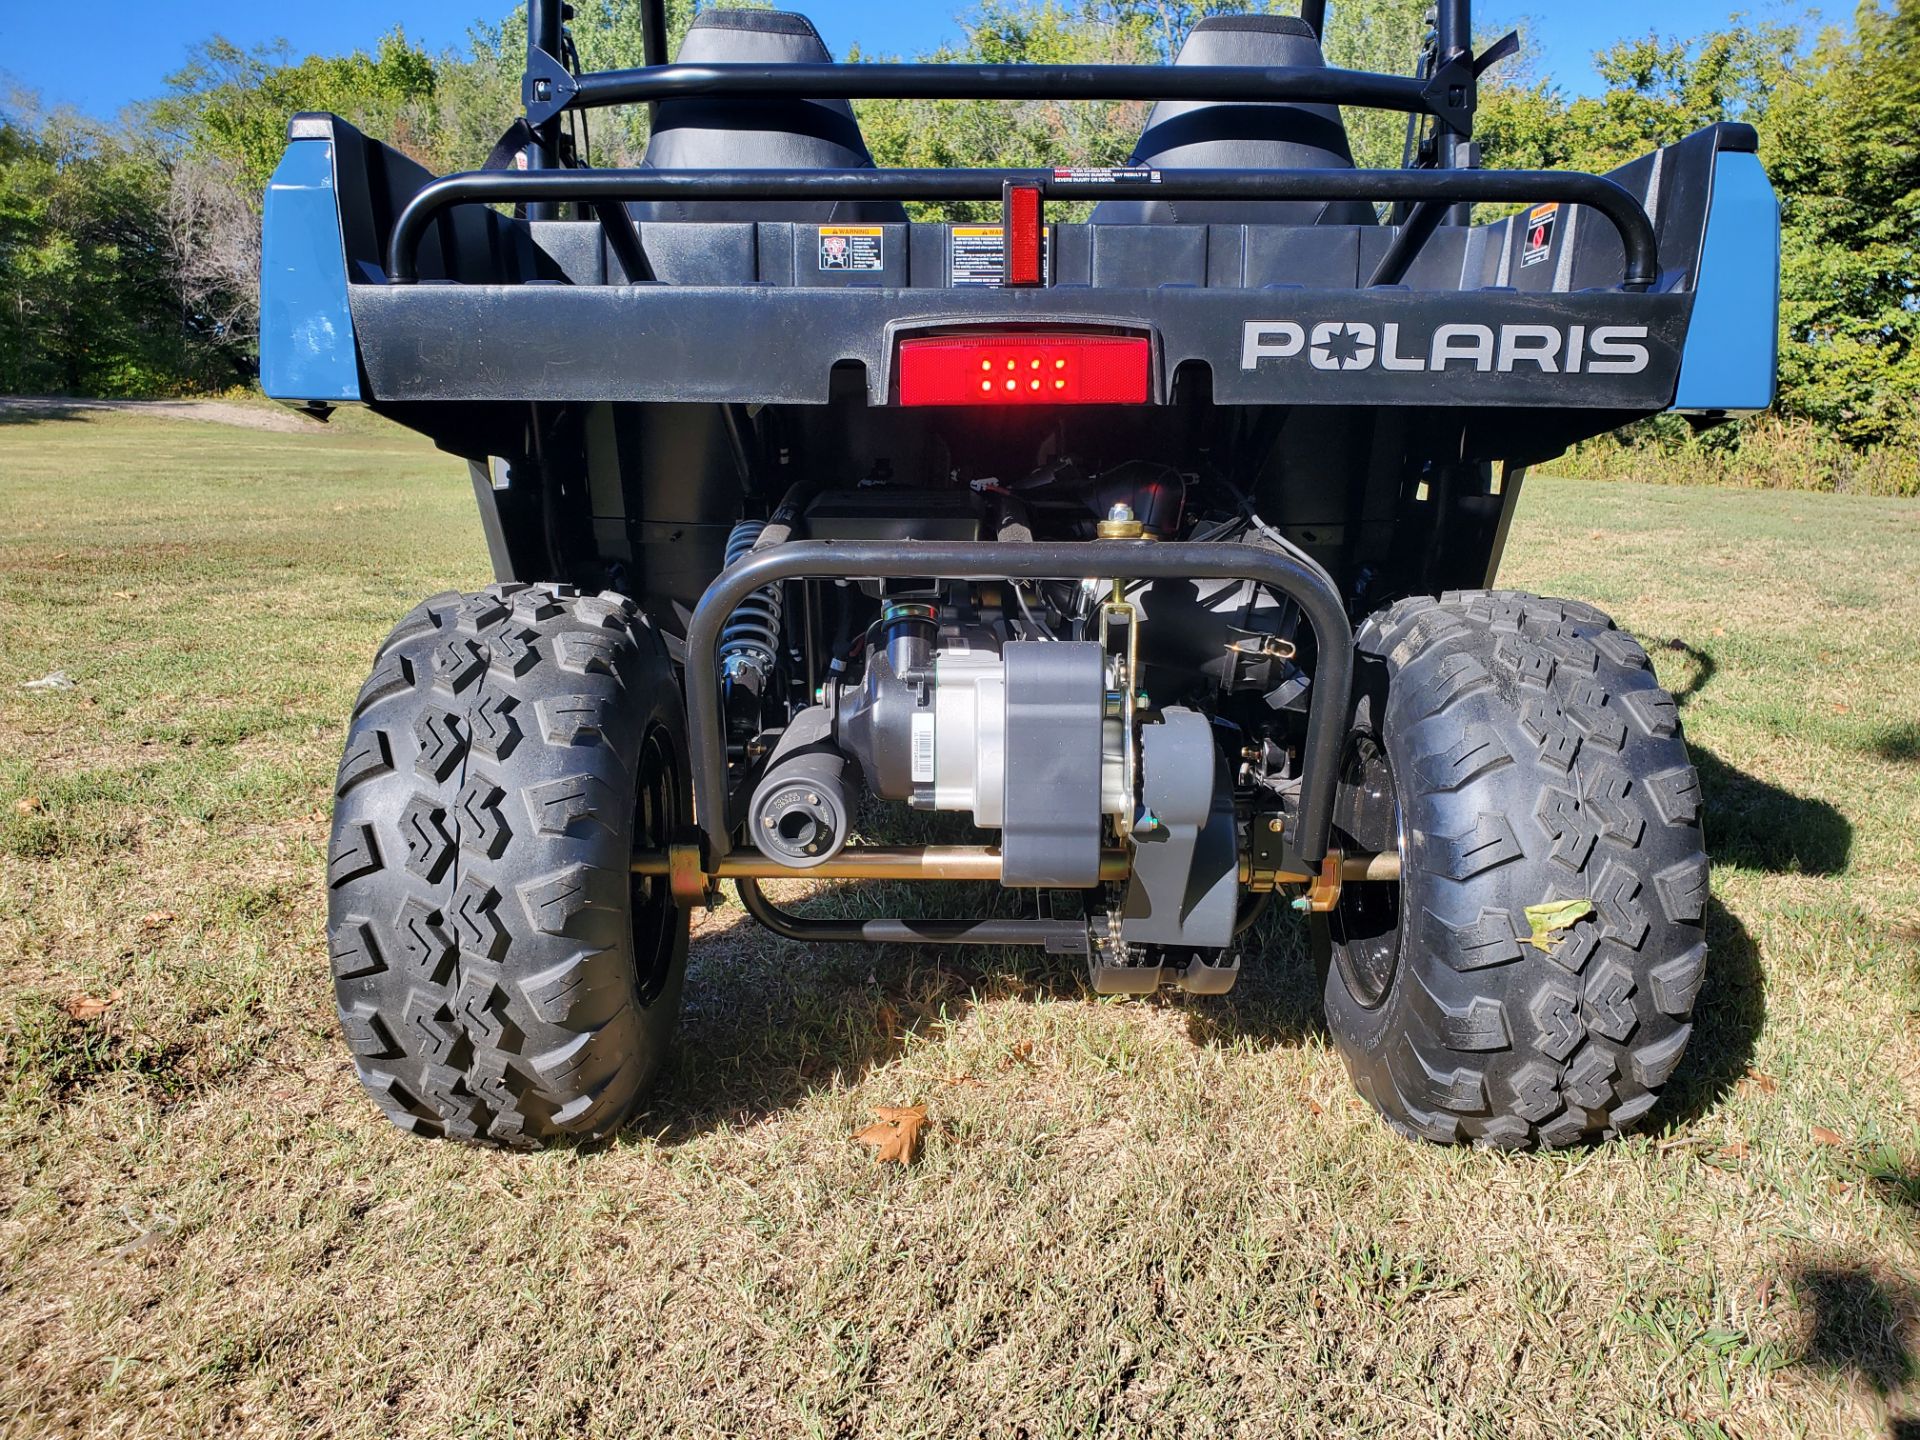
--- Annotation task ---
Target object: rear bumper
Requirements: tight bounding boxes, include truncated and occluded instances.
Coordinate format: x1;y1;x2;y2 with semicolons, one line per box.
348;282;1693;411
260;114;1777;421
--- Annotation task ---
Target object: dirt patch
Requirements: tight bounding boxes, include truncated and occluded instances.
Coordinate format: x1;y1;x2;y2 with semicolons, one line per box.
0;396;320;435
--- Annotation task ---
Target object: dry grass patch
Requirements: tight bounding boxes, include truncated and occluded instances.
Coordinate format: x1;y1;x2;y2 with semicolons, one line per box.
1;413;1917;1437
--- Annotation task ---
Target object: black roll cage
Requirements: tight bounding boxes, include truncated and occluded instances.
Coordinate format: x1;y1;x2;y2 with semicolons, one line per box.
426;0;1664;297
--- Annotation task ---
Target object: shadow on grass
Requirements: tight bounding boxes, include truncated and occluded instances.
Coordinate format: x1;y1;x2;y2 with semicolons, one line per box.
0;402;91;425
638;875;1088;1143
1694;743;1852;874
1647;894;1765;1132
1184;905;1326;1052
640;858;1764;1143
1661;636;1853;874
1869;723;1920;765
1789;1262;1920;1436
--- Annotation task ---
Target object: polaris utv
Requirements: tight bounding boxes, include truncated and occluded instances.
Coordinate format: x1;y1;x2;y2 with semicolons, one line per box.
262;0;1778;1150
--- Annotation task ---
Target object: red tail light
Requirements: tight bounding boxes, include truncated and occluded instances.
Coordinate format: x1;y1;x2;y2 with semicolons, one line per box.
897;334;1151;407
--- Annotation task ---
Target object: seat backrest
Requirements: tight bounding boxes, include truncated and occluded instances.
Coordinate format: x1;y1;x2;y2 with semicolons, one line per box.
632;10;906;224
1092;15;1376;227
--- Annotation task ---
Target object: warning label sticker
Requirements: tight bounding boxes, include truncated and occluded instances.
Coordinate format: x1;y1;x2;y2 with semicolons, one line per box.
949;225;1051;287
819;226;884;271
1521;203;1559;268
1051;166;1161;185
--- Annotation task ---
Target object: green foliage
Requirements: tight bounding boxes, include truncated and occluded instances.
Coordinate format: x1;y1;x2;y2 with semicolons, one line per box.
1760;0;1919;449
148;31;442;196
0;106;207;396
857;3;1156;221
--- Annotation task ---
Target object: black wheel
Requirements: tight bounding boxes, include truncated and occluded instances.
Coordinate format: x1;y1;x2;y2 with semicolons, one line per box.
1317;591;1709;1148
326;584;691;1148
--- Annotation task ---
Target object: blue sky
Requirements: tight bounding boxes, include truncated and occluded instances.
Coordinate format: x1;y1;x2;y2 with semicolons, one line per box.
2;0;1814;119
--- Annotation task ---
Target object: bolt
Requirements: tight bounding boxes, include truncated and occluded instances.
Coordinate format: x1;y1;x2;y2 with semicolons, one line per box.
1136;810;1159;834
1107;502;1135;523
1291;896;1312;913
1267;817;1284;834
805;793;820;806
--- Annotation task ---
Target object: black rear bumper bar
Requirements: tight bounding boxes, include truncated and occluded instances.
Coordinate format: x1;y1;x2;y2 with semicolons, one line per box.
385;166;1660;291
680;539;1354;871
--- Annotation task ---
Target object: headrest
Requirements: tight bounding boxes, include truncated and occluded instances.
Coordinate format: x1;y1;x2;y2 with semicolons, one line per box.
1189;15;1318;41
679;10;834;62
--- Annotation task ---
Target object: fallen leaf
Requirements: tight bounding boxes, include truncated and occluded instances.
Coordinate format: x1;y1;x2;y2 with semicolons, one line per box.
15;796;42;816
1718;1140;1750;1160
854;1104;928;1165
1524;899;1594;953
1811;1126;1846;1147
1712;626;1727;638
62;988;123;1022
940;1074;982;1089
1739;1069;1778;1097
1831;703;1851;715
140;910;176;930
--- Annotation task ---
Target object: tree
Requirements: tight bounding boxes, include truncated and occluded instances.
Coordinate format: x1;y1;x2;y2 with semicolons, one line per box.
0;97;204;395
147;30;442;197
1761;0;1918;448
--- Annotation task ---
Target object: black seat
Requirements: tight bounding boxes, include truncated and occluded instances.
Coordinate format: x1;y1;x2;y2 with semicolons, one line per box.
629;9;907;224
1091;15;1375;227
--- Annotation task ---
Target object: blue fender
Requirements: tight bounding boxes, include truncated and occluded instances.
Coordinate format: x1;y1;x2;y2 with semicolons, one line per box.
1671;151;1780;415
259;138;362;403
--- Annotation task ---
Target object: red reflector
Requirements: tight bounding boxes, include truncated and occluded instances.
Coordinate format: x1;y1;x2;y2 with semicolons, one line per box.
898;334;1150;406
1003;182;1044;287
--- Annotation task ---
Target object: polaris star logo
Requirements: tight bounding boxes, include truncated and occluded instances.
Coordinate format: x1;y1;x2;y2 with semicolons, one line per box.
1241;321;1652;376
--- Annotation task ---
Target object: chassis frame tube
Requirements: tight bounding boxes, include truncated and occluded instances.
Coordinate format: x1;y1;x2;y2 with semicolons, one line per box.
735;878;1092;949
680;540;1354;869
386;165;1658;290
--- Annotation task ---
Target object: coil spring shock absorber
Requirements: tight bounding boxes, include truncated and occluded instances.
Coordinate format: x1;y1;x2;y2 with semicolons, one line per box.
719;520;783;733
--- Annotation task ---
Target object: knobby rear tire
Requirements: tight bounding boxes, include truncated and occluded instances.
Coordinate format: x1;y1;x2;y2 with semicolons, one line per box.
326;584;690;1148
1318;590;1709;1148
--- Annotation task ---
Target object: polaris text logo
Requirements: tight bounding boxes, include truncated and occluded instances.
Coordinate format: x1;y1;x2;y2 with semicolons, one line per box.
1240;321;1651;376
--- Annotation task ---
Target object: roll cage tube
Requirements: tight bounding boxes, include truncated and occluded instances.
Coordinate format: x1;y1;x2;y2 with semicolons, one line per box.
679;540;1355;870
523;1;1484;141
385;166;1659;290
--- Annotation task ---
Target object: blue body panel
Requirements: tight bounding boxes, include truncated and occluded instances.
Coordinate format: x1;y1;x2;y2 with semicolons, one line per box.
259;140;361;403
1671;151;1780;414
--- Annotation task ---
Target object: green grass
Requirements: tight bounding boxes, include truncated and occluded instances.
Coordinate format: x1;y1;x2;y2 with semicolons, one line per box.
1;410;1917;1439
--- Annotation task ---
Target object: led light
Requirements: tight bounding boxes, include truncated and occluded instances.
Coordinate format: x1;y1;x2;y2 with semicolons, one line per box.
897;333;1151;406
